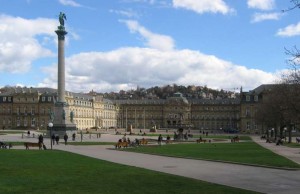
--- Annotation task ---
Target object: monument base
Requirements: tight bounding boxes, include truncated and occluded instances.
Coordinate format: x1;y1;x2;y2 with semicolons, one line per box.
47;124;77;138
47;102;77;138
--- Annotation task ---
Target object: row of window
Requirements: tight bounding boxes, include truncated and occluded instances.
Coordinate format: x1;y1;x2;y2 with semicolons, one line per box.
246;95;258;102
2;97;12;102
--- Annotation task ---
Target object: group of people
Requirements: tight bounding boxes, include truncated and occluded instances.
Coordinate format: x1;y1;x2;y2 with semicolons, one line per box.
51;133;70;145
157;134;171;145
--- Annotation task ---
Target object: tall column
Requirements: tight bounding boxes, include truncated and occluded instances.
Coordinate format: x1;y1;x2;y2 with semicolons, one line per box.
47;12;76;138
55;29;67;103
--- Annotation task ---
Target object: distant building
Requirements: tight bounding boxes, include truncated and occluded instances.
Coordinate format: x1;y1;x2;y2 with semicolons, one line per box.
0;87;117;130
1;85;289;134
114;92;240;130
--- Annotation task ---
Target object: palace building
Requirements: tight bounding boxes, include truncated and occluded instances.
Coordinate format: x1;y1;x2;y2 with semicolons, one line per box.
0;87;117;131
0;85;276;133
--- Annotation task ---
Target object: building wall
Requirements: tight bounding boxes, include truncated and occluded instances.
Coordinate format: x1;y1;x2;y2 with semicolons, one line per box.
1;86;279;133
0;88;118;130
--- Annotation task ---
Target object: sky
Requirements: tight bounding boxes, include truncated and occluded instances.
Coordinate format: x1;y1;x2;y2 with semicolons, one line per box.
0;0;300;93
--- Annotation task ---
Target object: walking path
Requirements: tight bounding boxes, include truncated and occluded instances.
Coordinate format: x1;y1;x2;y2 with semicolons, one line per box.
251;136;300;164
2;132;300;193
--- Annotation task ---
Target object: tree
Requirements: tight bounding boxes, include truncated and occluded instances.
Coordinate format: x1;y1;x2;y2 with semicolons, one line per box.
282;0;300;12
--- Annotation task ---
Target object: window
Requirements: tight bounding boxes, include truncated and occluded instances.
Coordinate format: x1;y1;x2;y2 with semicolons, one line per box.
48;97;52;101
31;107;35;115
17;117;20;127
246;122;251;130
24;119;28;127
246;95;250;101
3;97;6;102
254;95;258;102
42;108;45;115
8;97;11;102
31;118;35;127
42;97;45;102
41;119;45;127
246;108;250;117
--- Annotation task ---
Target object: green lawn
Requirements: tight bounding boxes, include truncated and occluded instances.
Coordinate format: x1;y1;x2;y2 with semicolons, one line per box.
0;150;258;194
125;142;300;169
283;142;300;148
144;133;251;140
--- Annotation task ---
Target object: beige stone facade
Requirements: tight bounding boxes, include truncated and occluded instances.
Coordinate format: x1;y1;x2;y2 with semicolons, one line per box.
114;93;240;131
1;85;279;133
0;88;118;130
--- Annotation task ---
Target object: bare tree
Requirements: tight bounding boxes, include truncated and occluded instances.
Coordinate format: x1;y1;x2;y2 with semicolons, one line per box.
282;0;300;12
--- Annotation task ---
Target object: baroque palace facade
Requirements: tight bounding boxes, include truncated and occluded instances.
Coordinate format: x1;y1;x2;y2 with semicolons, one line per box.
0;86;264;133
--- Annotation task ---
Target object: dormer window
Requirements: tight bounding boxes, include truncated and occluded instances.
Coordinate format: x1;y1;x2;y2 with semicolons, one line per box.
254;95;258;102
48;97;52;101
246;95;250;102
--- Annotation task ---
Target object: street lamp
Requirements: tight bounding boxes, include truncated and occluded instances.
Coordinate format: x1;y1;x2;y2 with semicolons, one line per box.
48;122;53;150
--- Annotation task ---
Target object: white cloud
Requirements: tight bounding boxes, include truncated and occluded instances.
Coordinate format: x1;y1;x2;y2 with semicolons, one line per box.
251;12;281;23
0;15;56;73
172;0;234;15
38;21;276;93
40;47;276;93
277;22;300;37
58;0;82;7
247;0;275;10
110;9;139;18
121;20;175;51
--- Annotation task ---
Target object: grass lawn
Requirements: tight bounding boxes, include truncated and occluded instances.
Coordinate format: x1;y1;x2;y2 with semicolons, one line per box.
125;142;300;169
0;150;258;194
283;142;300;148
144;133;251;140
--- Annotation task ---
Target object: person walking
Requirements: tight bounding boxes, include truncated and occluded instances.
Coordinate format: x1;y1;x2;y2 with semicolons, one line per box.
55;135;60;145
64;133;68;145
51;134;55;145
158;134;163;146
38;134;44;144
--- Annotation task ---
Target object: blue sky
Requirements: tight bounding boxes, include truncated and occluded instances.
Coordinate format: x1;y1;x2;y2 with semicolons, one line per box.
0;0;300;93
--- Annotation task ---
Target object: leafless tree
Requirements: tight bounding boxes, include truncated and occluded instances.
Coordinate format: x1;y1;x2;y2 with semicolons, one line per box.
282;0;300;12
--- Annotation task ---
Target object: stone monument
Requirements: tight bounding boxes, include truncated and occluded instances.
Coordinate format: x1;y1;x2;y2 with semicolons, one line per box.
48;12;76;137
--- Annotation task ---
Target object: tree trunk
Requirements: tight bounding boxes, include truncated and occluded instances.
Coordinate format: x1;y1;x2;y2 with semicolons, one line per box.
288;124;292;143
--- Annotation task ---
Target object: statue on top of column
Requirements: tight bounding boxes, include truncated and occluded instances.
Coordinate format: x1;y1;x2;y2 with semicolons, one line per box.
59;12;67;27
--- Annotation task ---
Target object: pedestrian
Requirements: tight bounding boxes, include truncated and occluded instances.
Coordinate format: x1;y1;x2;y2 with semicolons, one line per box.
72;133;76;141
38;134;44;144
64;133;68;145
51;134;55;145
55;135;59;145
158;134;162;145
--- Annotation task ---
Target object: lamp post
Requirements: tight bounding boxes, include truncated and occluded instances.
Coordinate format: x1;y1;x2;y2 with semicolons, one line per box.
48;122;53;150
